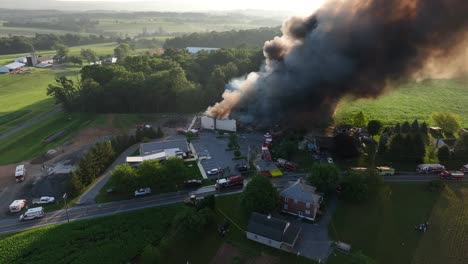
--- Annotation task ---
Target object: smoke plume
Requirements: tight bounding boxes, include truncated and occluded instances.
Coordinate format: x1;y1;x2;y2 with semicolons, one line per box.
207;0;468;126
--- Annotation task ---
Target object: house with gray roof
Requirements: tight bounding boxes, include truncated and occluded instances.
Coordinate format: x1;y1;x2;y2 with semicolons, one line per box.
246;212;301;252
280;179;323;220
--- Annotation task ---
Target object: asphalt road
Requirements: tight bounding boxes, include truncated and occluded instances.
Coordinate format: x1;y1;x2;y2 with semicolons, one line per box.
0;107;62;140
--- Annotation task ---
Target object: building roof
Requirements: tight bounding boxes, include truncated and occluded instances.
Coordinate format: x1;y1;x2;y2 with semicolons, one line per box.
140;138;189;155
247;213;287;241
4;62;25;70
0;67;9;73
255;159;278;171
186;47;220;54
280;179;321;205
247;213;301;245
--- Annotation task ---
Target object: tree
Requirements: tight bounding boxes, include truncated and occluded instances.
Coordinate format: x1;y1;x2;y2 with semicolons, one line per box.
80;48;98;63
241;175;279;215
453;133;468;162
341;172;369;202
367;120;382;138
437;145;451;165
47;76;78;111
431;112;461;135
352;111;368;128
114;43;131;60
394;123;401;134
333;133;359;158
378;132;389;154
420;122;428;134
401;121;411;133
307;163;340;193
411;120;420;133
54;43;69;60
111;163;138;193
67;56;82;65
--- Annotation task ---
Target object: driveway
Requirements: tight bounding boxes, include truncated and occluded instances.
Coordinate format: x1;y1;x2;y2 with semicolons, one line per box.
291;197;337;262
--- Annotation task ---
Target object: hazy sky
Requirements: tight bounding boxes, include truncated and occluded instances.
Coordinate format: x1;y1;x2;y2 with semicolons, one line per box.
59;0;326;14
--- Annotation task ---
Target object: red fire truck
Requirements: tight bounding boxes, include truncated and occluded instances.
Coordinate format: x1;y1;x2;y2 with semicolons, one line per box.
215;176;244;190
439;170;464;180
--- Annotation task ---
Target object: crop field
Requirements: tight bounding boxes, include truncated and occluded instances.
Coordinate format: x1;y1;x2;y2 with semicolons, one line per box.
329;183;468;264
0;24;80;37
0;204;182;264
334;79;468;126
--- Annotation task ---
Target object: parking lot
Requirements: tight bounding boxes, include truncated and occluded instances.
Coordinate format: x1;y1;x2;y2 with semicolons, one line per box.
192;131;264;179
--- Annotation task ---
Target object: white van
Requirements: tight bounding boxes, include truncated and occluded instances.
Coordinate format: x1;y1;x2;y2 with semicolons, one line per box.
9;199;27;213
15;164;26;182
19;207;45;221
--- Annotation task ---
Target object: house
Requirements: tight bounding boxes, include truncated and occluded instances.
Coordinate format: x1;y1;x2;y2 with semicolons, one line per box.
433;138;457;150
186;47;220;54
246;212;301;252
255;159;283;177
280;179;322;220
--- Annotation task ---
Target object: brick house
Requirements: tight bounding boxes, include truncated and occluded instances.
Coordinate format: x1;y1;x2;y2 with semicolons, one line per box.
280;179;322;220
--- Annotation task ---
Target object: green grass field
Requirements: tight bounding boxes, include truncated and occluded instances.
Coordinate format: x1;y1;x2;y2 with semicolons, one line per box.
334;79;468;126
329;183;468;264
0;67;81;134
0;204;182;264
0;112;99;165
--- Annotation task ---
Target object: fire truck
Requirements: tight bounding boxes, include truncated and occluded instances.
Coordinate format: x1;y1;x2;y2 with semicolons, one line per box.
417;164;445;174
439;170;464;180
215;176;244;190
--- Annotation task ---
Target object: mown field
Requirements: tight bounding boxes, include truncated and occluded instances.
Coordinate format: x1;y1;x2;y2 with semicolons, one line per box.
329;183;468;264
0;112;100;165
334;79;468;126
0;67;80;134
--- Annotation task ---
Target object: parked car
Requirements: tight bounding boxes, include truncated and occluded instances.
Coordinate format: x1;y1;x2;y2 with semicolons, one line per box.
207;168;220;176
19;207;45;221
32;196;55;205
236;164;249;173
327;157;334;164
134;188;152;197
184;179;203;187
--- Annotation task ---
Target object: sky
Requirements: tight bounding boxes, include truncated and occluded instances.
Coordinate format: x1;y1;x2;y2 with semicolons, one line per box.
58;0;327;14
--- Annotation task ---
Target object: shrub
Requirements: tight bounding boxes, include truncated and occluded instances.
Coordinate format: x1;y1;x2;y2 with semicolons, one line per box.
234;149;241;157
428;179;445;192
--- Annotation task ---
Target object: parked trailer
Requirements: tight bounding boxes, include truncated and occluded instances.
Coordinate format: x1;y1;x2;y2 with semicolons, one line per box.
15;164;26;182
439;170;464;180
9;199;26;213
417;164;445;174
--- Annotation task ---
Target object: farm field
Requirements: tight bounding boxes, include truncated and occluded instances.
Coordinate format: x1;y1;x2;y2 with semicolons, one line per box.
0;204;182;264
329;183;468;264
334;79;468;126
0;67;80;134
0;42;119;65
0;24;82;37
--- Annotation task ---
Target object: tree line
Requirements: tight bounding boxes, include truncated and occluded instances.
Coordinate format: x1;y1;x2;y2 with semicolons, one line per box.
48;48;263;113
4;17;98;32
0;33;114;55
164;27;281;49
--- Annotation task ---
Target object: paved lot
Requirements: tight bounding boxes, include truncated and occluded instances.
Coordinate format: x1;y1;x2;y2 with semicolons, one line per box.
192;131;264;178
291;198;337;262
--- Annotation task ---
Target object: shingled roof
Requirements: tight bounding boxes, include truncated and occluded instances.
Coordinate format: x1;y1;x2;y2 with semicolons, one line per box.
246;212;300;245
280;179;321;206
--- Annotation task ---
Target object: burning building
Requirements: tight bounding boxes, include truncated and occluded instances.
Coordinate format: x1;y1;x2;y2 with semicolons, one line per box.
207;0;468;127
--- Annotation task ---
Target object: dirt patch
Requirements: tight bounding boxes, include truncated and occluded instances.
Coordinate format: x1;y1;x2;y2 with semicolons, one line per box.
210;243;242;264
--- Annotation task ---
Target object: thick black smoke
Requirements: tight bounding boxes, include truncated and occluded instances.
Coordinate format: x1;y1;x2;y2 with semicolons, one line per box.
207;0;468;126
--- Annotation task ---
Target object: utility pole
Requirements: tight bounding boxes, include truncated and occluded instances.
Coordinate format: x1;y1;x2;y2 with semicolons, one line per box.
63;193;70;223
247;145;251;168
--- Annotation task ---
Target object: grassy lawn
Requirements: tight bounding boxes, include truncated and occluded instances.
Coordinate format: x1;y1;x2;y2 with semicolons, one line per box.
0;204;183;264
0;67;80;134
328;183;463;264
334;79;468;126
95;161;203;203
0;112;100;165
166;194;317;264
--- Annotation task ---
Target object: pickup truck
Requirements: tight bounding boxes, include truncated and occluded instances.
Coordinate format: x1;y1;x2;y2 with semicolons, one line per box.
32;196;55;205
